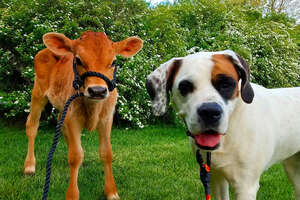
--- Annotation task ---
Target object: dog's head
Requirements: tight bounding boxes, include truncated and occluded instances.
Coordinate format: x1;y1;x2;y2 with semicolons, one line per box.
146;50;254;150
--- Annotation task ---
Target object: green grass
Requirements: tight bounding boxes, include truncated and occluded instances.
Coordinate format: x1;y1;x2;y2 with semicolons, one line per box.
0;125;294;200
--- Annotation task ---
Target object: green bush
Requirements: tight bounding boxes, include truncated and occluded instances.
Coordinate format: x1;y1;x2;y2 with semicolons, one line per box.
0;0;299;127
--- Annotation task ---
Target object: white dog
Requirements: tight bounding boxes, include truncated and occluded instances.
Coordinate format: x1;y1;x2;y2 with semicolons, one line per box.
146;50;300;200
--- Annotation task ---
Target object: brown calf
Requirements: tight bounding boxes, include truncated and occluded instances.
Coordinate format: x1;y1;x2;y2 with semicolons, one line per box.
24;31;143;200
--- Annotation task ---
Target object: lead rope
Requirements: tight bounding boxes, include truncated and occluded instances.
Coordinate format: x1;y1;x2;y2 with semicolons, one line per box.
186;129;212;200
42;92;84;200
41;57;117;200
196;150;211;200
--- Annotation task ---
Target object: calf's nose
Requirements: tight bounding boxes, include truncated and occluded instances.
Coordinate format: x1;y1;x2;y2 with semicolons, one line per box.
88;86;107;98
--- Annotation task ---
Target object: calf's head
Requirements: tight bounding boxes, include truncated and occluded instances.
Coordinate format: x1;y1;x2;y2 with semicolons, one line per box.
43;31;143;100
146;50;254;150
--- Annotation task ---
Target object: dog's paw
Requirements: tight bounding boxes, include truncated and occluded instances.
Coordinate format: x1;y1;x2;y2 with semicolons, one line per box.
107;193;120;200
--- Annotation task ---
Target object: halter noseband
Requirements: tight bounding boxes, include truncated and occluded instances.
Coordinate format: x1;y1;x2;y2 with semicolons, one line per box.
72;57;117;92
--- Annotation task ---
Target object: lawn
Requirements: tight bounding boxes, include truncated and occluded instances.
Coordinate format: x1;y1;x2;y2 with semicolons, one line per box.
0;125;294;200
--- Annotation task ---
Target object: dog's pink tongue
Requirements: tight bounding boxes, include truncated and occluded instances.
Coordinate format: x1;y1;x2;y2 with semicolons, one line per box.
194;134;221;147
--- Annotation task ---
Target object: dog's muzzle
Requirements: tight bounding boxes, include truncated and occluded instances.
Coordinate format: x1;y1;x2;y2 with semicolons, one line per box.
197;102;223;126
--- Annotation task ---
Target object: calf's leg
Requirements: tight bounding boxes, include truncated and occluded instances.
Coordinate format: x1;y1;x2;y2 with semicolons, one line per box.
24;85;48;175
64;118;84;200
98;117;119;200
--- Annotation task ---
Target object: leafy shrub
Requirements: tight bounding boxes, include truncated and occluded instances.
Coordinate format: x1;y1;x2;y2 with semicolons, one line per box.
0;0;299;127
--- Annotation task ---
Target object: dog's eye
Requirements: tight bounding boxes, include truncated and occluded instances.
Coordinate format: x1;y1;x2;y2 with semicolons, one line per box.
213;75;236;100
178;80;194;96
111;60;116;67
76;57;83;66
219;80;234;89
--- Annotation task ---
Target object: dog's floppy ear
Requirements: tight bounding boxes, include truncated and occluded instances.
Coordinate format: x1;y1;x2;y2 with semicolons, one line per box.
146;58;182;116
223;50;254;103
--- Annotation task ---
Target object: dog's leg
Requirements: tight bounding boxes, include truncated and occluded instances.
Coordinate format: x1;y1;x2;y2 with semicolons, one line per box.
24;85;48;175
64;118;83;200
211;171;229;200
231;177;260;200
283;152;300;199
98;118;119;200
223;167;260;200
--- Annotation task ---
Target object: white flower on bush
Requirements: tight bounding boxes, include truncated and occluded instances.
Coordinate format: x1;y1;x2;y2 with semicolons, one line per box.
137;121;144;128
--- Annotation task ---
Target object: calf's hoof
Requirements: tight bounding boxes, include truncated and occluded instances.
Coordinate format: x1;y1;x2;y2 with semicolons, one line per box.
107;193;120;200
24;166;35;175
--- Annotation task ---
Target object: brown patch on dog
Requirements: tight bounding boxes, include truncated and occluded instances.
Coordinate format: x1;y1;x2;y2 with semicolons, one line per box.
212;54;239;98
167;59;182;91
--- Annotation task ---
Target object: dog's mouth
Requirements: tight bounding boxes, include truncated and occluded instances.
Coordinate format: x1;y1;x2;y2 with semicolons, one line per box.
193;130;222;150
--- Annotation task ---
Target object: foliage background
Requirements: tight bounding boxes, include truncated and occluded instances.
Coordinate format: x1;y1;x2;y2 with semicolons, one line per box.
0;0;299;127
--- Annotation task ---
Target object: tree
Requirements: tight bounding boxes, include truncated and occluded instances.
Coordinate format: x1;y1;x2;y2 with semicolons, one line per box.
226;0;300;23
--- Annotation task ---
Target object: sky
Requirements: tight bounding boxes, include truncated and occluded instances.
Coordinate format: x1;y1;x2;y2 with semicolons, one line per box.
146;0;174;6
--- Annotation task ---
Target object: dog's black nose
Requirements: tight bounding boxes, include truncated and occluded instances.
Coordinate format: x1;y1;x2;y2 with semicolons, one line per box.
88;86;107;98
197;103;223;125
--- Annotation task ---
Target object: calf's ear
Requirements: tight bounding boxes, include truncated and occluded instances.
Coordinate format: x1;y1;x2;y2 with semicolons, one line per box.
43;32;73;55
114;37;143;58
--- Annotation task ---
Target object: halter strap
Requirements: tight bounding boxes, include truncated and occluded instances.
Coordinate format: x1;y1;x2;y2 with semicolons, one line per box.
72;57;117;91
